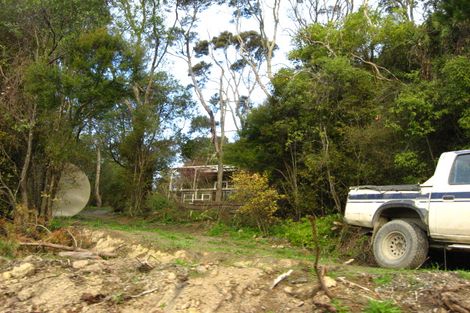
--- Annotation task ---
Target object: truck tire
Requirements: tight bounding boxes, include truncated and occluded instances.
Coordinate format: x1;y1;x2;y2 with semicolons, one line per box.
373;219;428;269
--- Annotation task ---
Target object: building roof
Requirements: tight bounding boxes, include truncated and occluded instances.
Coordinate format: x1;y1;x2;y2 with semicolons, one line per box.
172;165;237;173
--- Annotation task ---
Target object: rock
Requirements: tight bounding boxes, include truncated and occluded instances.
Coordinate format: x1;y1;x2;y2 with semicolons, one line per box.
167;272;177;280
59;251;99;260
292;299;305;307
293;285;320;299
291;277;308;284
283;286;294;295
323;276;337;288
196;265;208;274
9;263;35;279
94;235;124;253
17;289;34;301
2;271;12;280
23;255;42;263
313;293;331;307
174;250;189;260
82;262;104;273
72;260;90;269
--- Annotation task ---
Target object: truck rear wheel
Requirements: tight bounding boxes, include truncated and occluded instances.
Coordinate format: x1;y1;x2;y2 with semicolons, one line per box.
373;219;428;269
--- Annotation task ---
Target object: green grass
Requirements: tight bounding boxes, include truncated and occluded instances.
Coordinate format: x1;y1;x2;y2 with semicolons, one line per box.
332;299;351;313
363;300;402;313
456;270;470;280
373;273;393;286
0;238;17;258
52;215;313;262
207;222;262;241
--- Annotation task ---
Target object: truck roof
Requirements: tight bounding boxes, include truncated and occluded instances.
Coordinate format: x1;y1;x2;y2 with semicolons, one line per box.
449;150;470;155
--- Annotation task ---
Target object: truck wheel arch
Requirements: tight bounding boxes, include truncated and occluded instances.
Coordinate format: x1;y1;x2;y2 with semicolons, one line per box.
372;201;428;232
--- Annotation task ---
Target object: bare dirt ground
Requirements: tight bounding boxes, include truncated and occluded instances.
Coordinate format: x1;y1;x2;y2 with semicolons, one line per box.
2;215;470;313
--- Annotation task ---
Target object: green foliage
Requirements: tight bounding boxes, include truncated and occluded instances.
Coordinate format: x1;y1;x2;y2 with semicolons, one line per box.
100;162;128;211
393;151;429;183
234;2;470;216
363;300;402;313
373;274;394;286
230;171;282;234
207;222;260;240
0;239;17;259
145;193;176;211
332;299;351;313
271;215;341;253
456;270;470;281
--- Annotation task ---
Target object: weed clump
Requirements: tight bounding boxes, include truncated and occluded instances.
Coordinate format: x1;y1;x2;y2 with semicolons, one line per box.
271;214;372;262
364;300;402;313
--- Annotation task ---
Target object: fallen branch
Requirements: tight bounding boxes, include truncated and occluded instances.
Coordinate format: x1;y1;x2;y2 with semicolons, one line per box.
271;269;293;289
66;229;78;249
130;287;160;298
58;251;100;260
19;241;116;258
337;277;381;299
27;223;52;234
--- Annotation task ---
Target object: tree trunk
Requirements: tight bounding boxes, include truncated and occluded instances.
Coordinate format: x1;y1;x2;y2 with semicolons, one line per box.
215;148;224;202
19;119;34;209
95;144;102;208
320;128;342;213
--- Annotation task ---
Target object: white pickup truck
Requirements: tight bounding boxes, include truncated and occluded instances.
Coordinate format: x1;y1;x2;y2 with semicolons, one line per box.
344;150;470;268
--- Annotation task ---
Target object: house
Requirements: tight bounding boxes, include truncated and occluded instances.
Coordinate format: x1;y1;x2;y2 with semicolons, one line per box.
168;165;237;204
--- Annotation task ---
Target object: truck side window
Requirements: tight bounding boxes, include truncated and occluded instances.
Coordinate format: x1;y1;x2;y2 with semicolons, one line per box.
449;154;470;185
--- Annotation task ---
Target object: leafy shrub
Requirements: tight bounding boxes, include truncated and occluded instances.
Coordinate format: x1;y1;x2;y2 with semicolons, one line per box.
230;171;282;234
363;300;402;313
145;192;176;211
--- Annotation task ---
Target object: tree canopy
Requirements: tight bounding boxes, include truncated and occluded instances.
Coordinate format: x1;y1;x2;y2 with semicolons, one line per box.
0;0;469;221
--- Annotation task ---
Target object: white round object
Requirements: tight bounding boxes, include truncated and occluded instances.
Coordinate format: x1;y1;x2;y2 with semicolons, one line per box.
52;163;91;217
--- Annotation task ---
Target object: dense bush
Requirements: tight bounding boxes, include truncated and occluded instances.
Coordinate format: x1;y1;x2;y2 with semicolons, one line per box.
145;192;176;212
230;171;283;234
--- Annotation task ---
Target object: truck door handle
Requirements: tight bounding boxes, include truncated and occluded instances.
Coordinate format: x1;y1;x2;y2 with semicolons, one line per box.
443;195;455;201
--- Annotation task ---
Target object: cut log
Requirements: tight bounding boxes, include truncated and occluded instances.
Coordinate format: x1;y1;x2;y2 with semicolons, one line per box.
58;251;100;260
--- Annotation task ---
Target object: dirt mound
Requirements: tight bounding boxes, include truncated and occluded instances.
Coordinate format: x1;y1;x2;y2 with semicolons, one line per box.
0;229;315;313
2;228;470;312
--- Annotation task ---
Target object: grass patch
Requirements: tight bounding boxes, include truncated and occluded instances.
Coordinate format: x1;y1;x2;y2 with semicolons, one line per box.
456;270;470;280
52;214;316;262
270;215;345;257
332;299;351;313
363;300;402;313
207;222;261;240
0;238;17;258
373;273;393;286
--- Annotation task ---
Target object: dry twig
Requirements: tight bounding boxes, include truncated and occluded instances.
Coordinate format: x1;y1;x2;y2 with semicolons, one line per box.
66;229;78;249
130;287;160;298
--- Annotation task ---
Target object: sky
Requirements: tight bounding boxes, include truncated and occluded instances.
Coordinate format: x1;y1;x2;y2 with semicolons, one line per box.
165;1;298;140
